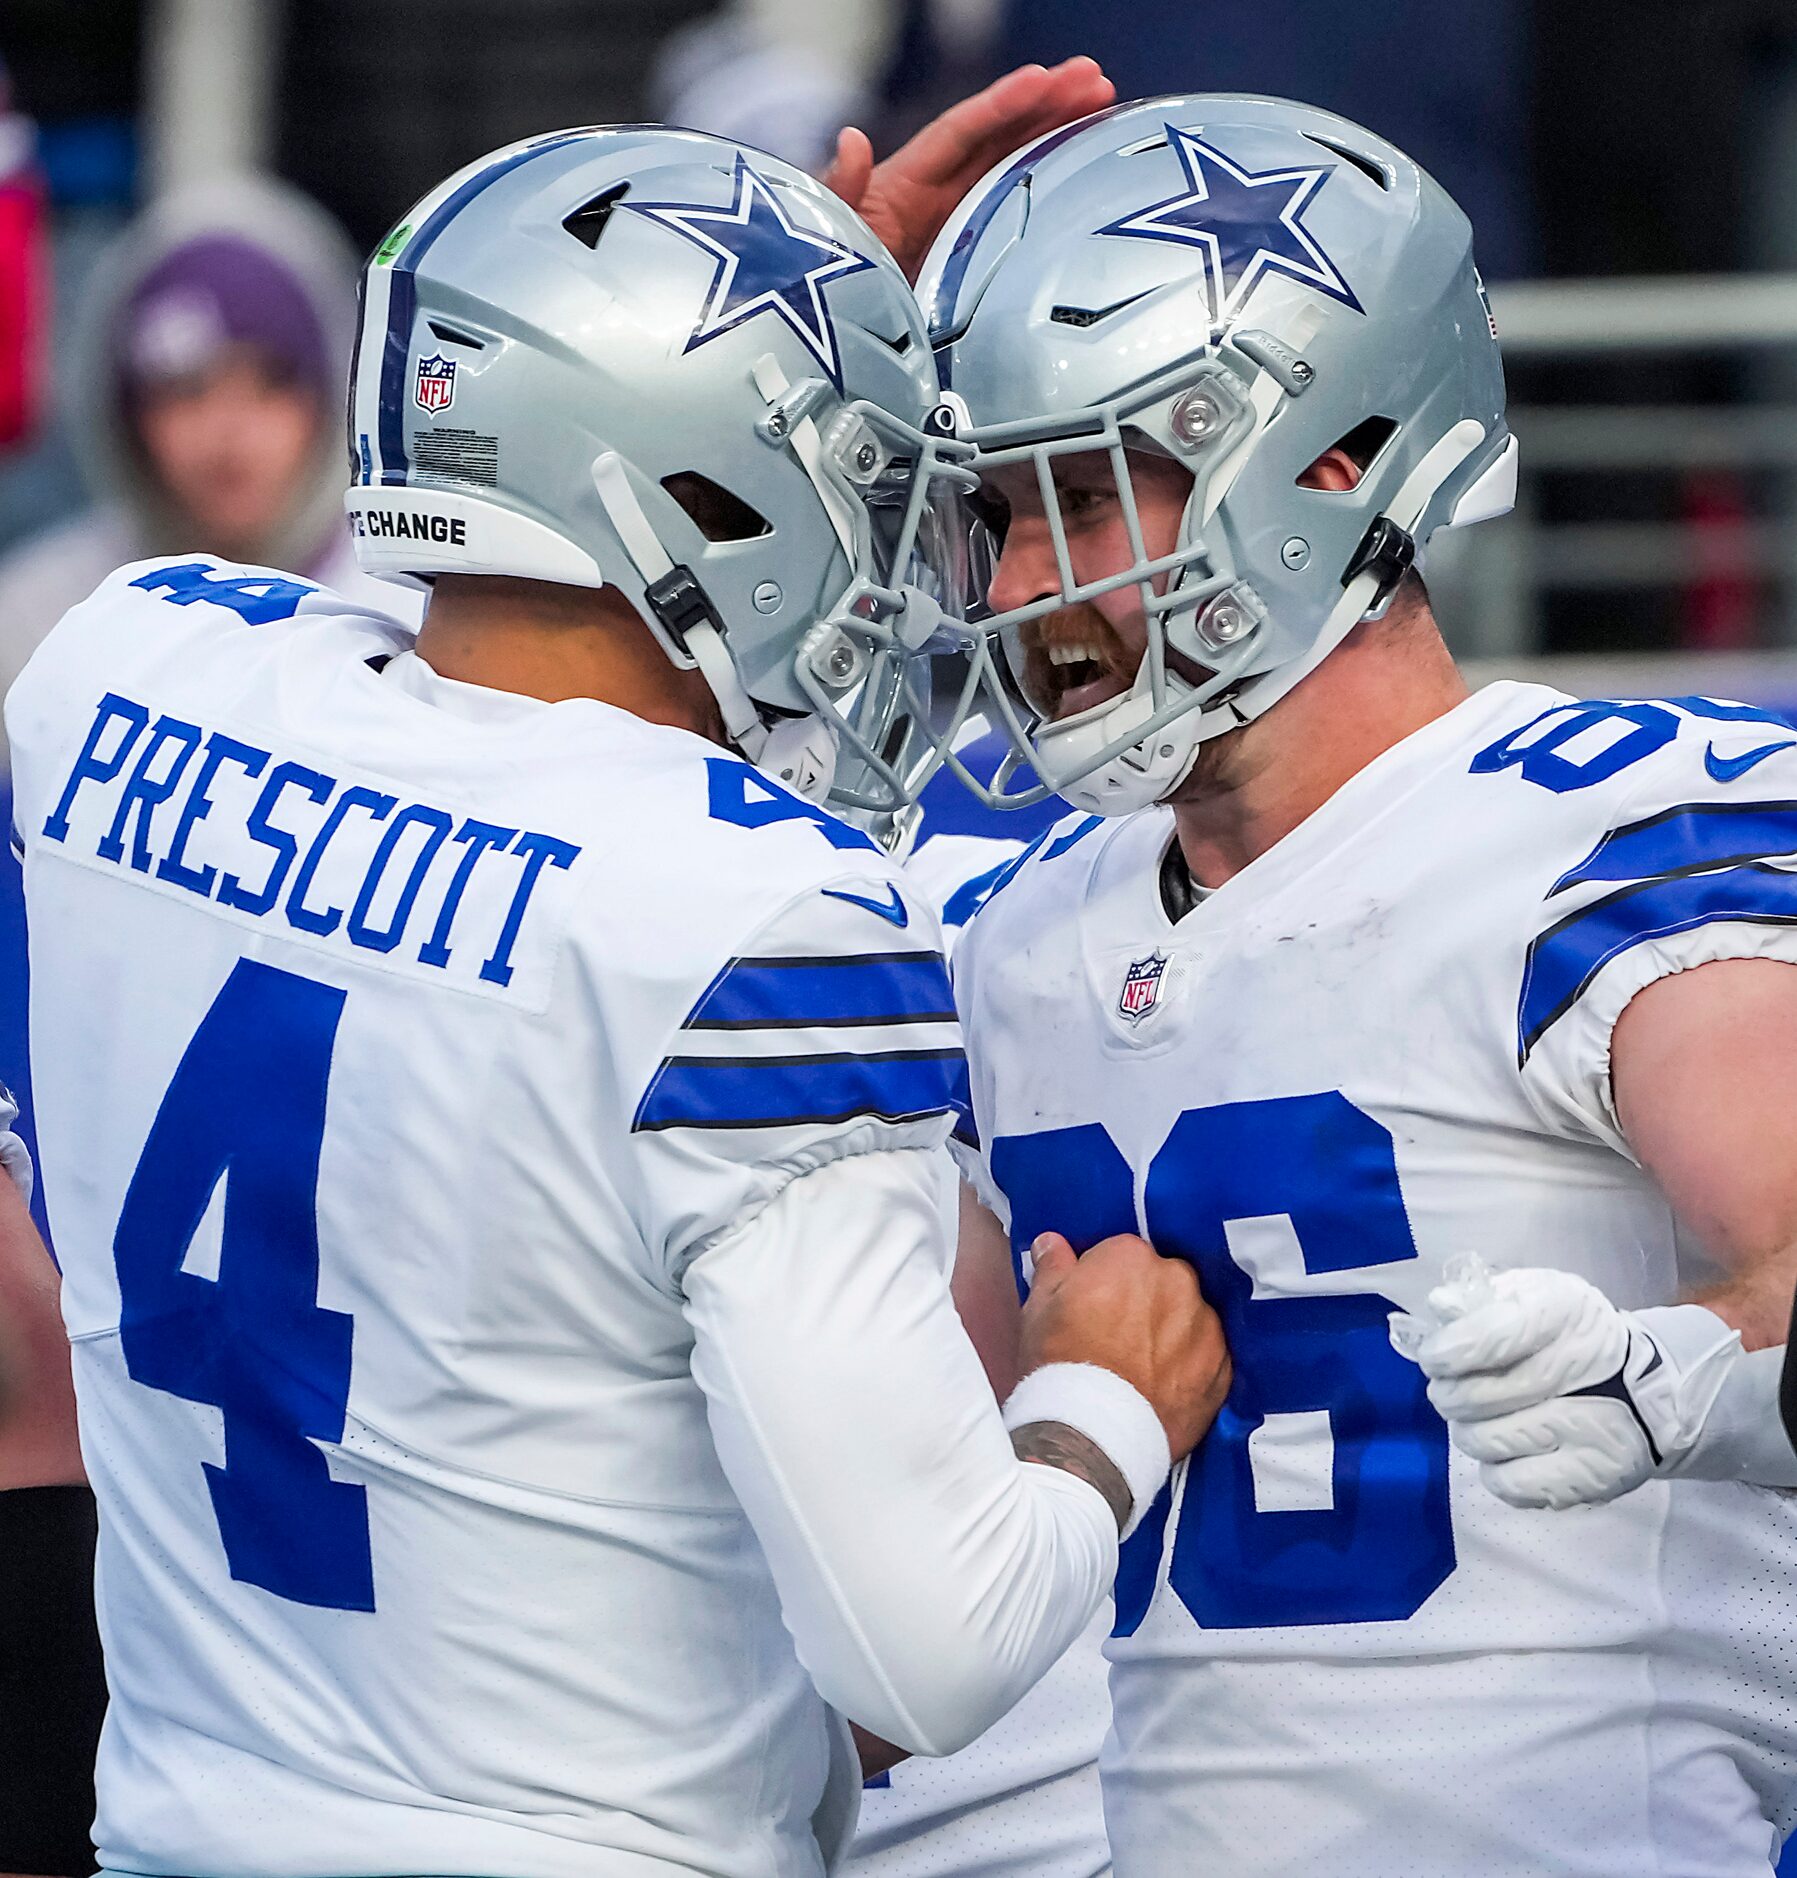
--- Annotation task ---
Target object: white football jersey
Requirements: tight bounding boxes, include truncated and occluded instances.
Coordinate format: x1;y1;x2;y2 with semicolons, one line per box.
848;1608;1111;1878
7;558;966;1878
953;681;1797;1878
849;816;1110;1878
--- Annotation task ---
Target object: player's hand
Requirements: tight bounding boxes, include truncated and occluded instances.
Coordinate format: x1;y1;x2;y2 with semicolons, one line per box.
1396;1264;1739;1510
1020;1231;1230;1461
822;58;1116;282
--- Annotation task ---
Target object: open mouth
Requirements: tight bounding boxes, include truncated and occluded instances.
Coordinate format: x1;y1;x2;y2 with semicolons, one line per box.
1019;612;1140;720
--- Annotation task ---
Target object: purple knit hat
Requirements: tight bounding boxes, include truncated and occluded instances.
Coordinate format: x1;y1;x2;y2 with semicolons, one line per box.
115;231;332;400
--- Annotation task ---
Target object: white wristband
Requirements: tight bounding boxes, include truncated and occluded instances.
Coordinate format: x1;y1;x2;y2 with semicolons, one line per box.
1003;1361;1172;1539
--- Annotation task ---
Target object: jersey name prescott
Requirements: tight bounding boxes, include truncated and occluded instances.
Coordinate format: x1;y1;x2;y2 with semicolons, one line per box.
954;682;1797;1878
42;685;573;999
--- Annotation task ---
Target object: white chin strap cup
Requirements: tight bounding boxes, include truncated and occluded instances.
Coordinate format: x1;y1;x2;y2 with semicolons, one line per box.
1039;684;1205;819
759;712;839;802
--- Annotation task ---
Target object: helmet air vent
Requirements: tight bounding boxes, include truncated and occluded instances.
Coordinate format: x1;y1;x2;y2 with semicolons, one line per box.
563;181;631;251
426;320;486;351
1307;415;1398;482
662;471;772;542
1051;290;1152;329
1303;136;1392;191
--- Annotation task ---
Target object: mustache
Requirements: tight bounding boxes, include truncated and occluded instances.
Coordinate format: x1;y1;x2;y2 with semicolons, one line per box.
1012;603;1139;718
1013;602;1218;720
1021;604;1132;662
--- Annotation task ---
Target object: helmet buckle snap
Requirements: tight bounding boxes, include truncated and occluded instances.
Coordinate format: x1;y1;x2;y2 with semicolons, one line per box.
645;565;726;651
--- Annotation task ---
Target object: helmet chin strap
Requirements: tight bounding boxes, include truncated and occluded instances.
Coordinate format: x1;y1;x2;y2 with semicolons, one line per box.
1214;417;1489;734
1039;678;1207;817
592;448;838;802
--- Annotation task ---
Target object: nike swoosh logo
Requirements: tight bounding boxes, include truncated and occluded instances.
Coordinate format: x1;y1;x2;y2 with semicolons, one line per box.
1704;739;1797;783
820;882;909;929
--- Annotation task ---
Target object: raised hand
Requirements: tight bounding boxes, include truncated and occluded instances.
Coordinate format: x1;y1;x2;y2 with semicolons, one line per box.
823;58;1116;282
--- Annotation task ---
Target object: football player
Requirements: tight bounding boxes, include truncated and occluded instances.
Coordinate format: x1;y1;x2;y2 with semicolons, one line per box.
6;124;1232;1877
918;94;1797;1876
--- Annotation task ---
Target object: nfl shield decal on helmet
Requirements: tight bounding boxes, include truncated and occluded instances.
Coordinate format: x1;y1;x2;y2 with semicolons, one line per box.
1118;952;1168;1023
414;353;457;414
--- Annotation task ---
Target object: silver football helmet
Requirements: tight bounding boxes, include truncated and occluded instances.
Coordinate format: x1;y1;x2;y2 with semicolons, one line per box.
917;94;1518;816
346;126;973;821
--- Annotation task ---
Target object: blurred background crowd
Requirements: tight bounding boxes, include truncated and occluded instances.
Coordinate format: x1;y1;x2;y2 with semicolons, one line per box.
4;0;1797;1863
8;2;1797;692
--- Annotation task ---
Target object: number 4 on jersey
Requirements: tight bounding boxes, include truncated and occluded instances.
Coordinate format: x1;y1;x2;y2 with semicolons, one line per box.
114;958;374;1611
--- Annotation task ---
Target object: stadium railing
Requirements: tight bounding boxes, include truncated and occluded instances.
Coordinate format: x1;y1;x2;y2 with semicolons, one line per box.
1432;272;1797;713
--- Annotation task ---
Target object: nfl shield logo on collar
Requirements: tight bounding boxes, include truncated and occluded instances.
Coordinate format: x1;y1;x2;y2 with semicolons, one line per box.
1118;952;1167;1023
414;353;456;414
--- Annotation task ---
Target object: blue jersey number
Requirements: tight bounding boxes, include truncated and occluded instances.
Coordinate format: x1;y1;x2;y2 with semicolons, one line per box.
130;561;314;623
992;1091;1453;1633
1469;695;1797;794
114;958;374;1611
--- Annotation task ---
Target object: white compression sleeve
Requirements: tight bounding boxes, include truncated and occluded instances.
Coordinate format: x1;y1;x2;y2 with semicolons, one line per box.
682;1146;1126;1759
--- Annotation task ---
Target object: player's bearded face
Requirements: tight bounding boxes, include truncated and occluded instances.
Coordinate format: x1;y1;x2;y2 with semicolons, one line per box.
977;451;1198;722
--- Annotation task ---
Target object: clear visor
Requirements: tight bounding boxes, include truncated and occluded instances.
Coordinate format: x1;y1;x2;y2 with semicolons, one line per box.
864;460;982;615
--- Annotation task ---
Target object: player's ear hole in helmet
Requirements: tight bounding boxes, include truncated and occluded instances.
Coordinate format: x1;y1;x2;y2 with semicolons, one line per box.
660;473;771;543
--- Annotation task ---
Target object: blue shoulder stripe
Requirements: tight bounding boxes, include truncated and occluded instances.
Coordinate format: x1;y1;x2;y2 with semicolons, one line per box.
684;951;956;1031
1519;862;1797;1061
1552;799;1797;896
634;1047;970;1132
942;859;1012;929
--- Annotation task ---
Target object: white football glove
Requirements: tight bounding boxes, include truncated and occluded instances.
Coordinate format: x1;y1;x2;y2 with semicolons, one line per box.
1390;1259;1746;1510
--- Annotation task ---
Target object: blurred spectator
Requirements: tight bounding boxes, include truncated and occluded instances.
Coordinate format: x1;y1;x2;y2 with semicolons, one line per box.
655;0;1005;173
0;174;417;754
655;12;866;171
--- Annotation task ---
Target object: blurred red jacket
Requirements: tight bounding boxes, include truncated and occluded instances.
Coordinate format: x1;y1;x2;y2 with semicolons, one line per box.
0;91;46;450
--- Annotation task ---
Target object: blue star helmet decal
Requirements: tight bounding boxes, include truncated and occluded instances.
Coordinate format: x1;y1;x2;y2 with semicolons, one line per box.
627;153;875;390
1098;125;1363;330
